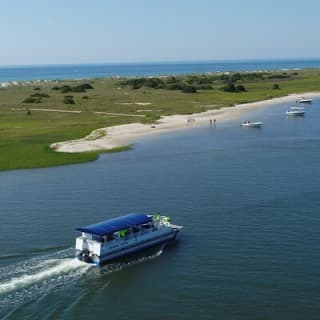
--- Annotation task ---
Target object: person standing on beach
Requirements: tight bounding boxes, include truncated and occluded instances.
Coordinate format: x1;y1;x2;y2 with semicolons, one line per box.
210;119;212;127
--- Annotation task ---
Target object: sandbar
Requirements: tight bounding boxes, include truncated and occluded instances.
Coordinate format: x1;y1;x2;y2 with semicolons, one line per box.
51;92;320;153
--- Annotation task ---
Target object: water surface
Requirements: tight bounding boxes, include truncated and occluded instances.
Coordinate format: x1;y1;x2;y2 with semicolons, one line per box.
1;98;320;319
1;59;320;82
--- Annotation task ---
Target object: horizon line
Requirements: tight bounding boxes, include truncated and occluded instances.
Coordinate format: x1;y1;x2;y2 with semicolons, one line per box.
1;57;320;69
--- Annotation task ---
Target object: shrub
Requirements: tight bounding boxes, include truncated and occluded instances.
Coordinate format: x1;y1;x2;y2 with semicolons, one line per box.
144;78;163;89
272;83;280;90
221;74;231;82
71;86;86;93
231;73;242;82
165;82;184;90
23;97;37;103
31;93;50;98
77;83;94;90
60;85;72;93
222;83;236;92
63;96;75;104
166;76;177;84
267;74;289;79
235;85;247;92
52;83;93;93
82;96;89;99
142;112;161;124
182;85;197;93
196;84;213;90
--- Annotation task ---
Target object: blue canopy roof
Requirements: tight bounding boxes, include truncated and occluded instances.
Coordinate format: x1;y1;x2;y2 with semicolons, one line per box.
76;213;152;236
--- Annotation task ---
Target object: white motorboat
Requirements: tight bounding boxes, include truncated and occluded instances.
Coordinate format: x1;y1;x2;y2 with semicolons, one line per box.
241;121;263;128
75;213;182;265
286;107;305;116
297;97;312;104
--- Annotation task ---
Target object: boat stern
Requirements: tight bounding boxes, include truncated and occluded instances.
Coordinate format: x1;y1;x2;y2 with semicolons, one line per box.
75;234;102;265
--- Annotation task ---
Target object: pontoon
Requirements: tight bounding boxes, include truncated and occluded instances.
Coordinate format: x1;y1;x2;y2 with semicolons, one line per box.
75;213;182;265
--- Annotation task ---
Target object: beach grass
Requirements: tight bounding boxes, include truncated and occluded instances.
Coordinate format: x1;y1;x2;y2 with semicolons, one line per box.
0;68;319;171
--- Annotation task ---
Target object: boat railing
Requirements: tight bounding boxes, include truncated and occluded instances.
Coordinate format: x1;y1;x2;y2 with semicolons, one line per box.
100;226;160;247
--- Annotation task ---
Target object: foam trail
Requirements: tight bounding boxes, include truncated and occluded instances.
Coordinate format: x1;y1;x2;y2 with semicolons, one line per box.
157;244;165;256
101;280;111;290
0;248;73;282
0;258;91;295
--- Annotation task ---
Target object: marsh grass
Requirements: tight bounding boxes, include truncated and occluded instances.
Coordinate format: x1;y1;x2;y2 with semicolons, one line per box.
0;69;319;170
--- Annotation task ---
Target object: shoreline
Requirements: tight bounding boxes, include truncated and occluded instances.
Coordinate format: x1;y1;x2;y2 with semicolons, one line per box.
51;92;320;153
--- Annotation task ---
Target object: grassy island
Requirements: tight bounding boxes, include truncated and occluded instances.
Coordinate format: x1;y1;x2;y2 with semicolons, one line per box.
0;68;320;171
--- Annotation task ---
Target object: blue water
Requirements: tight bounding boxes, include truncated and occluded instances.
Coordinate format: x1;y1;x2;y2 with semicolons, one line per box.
1;97;320;319
1;59;320;82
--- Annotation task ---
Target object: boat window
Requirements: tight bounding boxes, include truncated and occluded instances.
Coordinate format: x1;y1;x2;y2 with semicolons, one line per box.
106;234;114;241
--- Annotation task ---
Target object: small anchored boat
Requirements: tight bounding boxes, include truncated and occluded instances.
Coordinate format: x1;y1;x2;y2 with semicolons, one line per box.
75;213;182;265
241;121;263;128
286;106;305;116
297;97;312;104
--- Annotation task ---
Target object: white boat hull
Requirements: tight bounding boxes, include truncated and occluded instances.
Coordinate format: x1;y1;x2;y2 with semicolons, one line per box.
241;122;263;128
298;99;312;104
75;214;182;266
286;111;305;116
94;229;179;264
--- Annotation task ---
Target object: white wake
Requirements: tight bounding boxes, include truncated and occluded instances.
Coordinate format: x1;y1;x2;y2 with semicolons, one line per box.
0;258;90;295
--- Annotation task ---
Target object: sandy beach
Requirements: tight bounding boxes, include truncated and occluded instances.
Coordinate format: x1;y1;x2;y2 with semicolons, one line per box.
51;92;320;153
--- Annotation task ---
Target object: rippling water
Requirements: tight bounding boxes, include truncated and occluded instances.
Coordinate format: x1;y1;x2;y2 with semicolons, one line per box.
1;98;320;319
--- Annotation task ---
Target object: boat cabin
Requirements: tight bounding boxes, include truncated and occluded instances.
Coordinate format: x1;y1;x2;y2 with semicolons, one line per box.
75;213;161;245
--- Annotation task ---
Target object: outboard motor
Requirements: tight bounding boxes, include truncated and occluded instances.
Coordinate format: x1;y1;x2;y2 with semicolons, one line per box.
81;251;92;263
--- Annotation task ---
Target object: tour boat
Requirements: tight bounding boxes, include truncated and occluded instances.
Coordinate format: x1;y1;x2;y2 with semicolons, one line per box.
241;121;263;128
286;107;305;116
297;97;312;104
75;213;182;265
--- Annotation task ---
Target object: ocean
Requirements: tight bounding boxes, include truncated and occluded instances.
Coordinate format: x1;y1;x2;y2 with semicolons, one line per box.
1;95;320;319
1;59;320;82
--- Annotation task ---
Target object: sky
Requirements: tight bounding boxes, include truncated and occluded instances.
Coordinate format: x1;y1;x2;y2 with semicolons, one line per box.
0;0;319;66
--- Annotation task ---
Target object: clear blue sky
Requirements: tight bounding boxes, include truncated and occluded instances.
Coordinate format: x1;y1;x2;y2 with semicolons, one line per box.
0;0;319;66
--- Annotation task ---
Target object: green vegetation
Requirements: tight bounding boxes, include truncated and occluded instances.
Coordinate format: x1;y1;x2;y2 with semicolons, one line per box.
272;83;280;90
23;92;50;103
52;83;94;93
0;68;320;171
63;95;75;104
